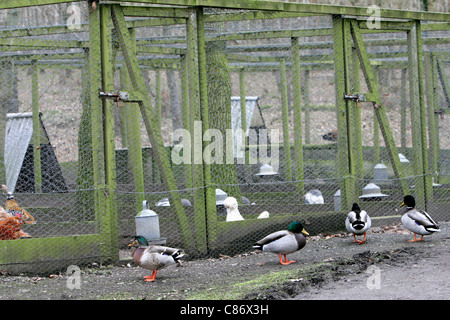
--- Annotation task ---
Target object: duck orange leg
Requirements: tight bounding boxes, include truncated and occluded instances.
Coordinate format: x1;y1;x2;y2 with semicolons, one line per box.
278;254;295;265
143;270;157;282
408;233;424;242
353;233;367;244
359;232;367;244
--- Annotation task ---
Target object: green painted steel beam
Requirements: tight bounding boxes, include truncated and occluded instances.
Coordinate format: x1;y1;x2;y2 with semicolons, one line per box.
127;17;186;28
120;28;146;214
0;0;81;9
113;0;450;22
31;60;42;193
350;19;410;196
195;7;216;254
136;44;186;55
122;5;190;18
208;28;331;42
0;24;88;38
424;53;440;184
88;4;110;261
99;5;119;263
279;58;292;181
110;4;195;251
290;37;304;195
343;19;358;204
204;10;324;23
0;38;85;48
0;235;108;267
332;16;352;211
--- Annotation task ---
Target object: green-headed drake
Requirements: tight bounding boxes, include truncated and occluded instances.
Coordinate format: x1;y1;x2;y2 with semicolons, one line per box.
253;221;309;265
400;195;440;242
129;235;184;282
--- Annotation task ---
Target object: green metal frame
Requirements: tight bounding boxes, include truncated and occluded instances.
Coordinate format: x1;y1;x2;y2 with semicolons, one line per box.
0;0;448;270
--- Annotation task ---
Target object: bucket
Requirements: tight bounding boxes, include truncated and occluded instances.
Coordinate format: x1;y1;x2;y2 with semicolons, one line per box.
135;200;161;241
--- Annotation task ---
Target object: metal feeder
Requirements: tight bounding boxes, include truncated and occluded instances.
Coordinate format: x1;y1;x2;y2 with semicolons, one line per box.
359;183;389;201
135;200;166;245
334;189;341;211
373;163;388;181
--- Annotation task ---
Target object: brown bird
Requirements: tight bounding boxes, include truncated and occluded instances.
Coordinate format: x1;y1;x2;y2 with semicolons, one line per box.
1;185;34;238
0;207;21;240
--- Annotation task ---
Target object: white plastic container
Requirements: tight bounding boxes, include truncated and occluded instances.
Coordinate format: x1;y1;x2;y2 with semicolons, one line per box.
135;200;160;241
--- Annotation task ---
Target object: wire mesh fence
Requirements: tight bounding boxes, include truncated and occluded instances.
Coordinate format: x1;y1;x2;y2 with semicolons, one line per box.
0;1;448;274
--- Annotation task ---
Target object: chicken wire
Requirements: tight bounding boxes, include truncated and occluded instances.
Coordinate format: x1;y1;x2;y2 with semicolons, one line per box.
0;2;448;274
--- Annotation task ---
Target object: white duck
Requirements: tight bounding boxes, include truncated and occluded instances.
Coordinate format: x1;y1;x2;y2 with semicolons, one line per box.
400;195;440;242
224;197;269;221
224;197;245;221
345;203;371;244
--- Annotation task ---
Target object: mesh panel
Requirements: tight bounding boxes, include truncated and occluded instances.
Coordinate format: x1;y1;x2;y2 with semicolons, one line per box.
0;2;448;274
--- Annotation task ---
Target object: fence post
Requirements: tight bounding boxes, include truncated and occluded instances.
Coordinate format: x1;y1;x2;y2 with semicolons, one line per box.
31;60;42;193
332;16;352;211
279;58;293;181
89;4;110;261
100;4;119;263
424;53;440;183
407;21;429;209
290;36;304;195
196;7;217;253
350;19;410;196
119;28;145;213
111;4;195;251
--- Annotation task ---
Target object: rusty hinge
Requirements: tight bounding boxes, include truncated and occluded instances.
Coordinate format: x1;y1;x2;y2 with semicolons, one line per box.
343;93;367;102
99;90;129;107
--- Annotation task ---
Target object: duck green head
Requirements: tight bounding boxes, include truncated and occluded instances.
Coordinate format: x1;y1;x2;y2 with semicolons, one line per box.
401;195;415;208
129;235;149;247
351;203;361;213
288;221;309;236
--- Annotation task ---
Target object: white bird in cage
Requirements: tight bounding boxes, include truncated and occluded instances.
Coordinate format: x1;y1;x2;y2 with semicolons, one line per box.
304;189;324;204
345;203;371;244
224;197;244;222
224;197;269;221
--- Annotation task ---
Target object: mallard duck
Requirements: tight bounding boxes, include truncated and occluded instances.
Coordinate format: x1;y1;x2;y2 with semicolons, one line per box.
400;195;440;242
129;235;184;282
224;197;244;221
253;221;309;265
345;203;371;244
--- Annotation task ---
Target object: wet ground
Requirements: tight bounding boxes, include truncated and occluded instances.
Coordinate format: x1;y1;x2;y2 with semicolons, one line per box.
0;222;448;300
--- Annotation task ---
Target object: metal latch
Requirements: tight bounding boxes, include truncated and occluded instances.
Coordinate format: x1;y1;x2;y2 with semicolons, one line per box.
343;93;366;102
99;90;130;106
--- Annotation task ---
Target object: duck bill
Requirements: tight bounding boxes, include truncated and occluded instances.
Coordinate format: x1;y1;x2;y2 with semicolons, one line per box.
128;240;137;247
400;201;405;207
302;229;309;236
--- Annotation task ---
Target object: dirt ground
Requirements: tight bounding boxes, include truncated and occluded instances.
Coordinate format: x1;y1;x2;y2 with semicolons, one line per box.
0;221;448;301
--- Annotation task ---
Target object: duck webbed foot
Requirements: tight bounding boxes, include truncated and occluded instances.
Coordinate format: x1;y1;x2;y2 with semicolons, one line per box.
143;270;158;282
408;233;424;242
278;254;295;265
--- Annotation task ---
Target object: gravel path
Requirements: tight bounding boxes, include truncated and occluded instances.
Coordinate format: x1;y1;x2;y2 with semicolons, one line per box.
0;221;448;300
